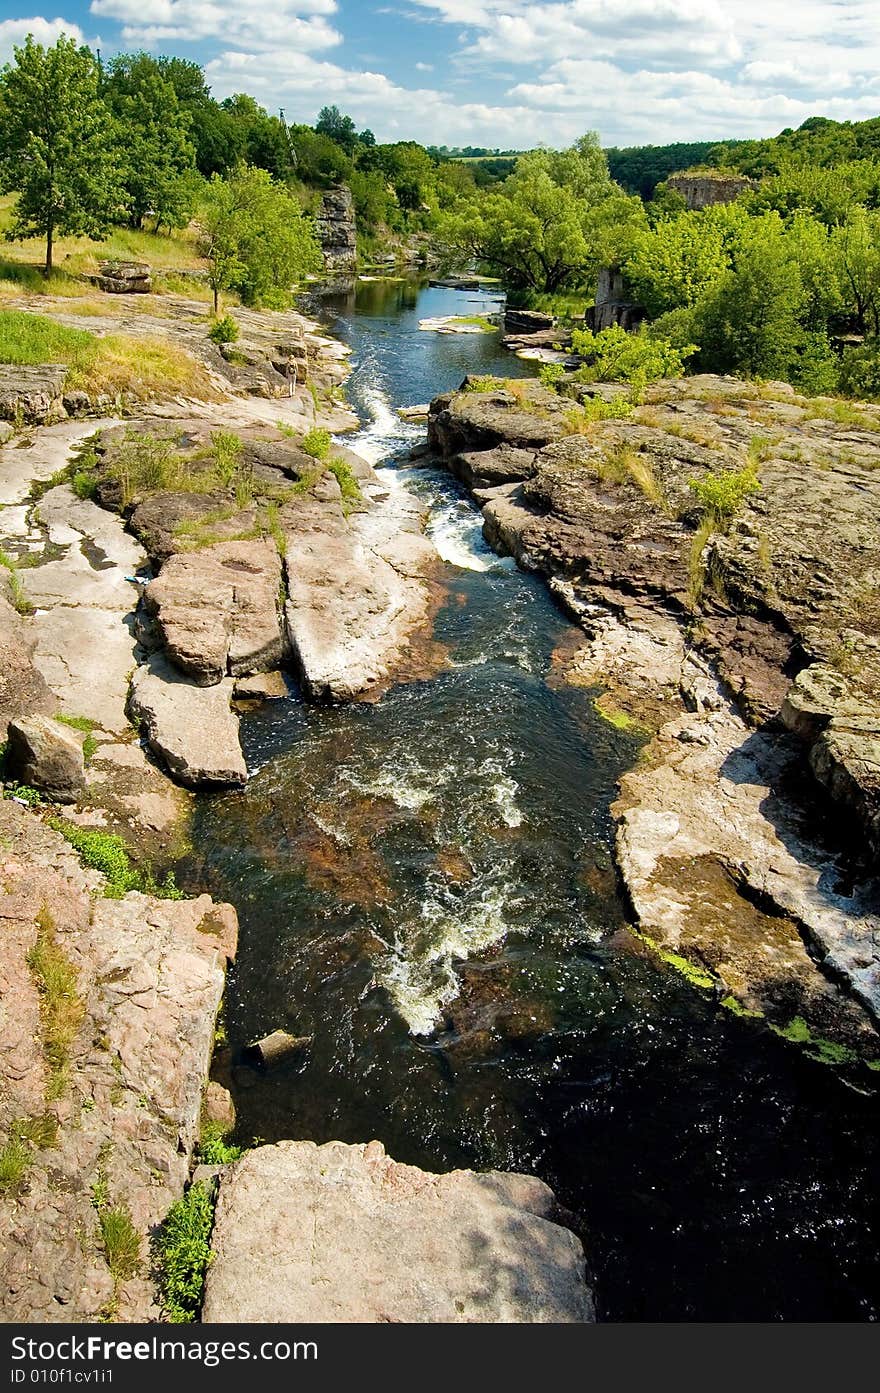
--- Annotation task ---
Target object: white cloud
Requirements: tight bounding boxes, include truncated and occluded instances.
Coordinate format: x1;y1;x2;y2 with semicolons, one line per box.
89;0;341;51
0;16;86;65
415;61;433;71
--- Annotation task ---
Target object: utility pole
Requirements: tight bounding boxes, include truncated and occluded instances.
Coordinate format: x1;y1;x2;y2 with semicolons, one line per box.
279;109;298;169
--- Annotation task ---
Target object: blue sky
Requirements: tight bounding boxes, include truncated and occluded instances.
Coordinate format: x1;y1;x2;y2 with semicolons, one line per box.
1;1;880;148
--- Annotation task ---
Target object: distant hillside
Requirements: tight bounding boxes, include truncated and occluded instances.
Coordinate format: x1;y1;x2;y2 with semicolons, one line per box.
604;142;736;199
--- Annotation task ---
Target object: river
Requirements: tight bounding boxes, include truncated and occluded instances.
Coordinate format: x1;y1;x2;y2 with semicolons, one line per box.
179;276;879;1322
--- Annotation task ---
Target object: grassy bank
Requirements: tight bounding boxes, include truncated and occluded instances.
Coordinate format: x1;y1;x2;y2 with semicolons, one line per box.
0;309;218;401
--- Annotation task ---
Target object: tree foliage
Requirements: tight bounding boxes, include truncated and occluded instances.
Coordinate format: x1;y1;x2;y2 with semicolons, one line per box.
0;35;119;271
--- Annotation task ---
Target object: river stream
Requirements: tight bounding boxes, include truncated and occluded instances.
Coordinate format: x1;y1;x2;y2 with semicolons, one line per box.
179;277;879;1321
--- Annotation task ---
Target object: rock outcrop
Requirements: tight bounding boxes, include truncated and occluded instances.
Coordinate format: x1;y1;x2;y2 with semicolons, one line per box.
202;1139;593;1323
0;593;53;738
6;715;85;803
0;799;237;1322
128;655;247;787
0;365;68;425
94;261;151;294
284;488;439;701
667;171;752;209
315;185;358;276
428;373;880;1036
144;540;285;685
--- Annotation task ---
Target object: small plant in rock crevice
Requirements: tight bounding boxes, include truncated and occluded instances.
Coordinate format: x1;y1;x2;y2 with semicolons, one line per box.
152;1183;216;1323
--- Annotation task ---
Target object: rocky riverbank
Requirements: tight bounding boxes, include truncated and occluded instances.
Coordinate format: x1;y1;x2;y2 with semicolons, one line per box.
427;373;880;1058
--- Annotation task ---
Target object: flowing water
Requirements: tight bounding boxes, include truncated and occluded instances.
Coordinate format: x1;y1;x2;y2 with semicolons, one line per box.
180;278;879;1322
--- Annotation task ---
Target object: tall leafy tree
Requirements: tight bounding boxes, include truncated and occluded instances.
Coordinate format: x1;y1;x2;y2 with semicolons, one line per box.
0;34;119;272
106;54;197;231
198;165;322;313
315;105;358;155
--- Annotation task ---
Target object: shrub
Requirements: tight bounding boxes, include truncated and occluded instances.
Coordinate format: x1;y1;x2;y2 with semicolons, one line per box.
98;1206;142;1283
208;315;239;345
689;465;761;521
571;324;696;386
0;548;33;616
301;428;331;460
327;456;361;503
839;342;880;402
562;394;633;433
538;362;566;390
462;375;498;393
152;1183;216;1323
198;1121;243;1166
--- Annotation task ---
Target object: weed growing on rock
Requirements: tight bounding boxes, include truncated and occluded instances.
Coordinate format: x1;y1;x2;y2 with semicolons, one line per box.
54;713;99;763
689;464;760;523
327;456;361;504
302;427;331;460
211;431;243;486
198;1121;243;1165
208;315;239;346
562;395;633;433
27;905;85;1101
50;821;183;900
4;783;42;805
152;1183;216;1323
0;548;33;615
538;363;566;390
462;375;498;393
0;1133;32;1192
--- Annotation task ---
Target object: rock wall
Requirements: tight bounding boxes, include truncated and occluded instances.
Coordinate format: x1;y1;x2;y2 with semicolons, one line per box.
315;185;358;276
0;800;237;1321
667;172;752;209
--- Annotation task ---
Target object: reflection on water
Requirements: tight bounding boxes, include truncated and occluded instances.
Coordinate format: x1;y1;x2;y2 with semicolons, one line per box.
181;277;880;1322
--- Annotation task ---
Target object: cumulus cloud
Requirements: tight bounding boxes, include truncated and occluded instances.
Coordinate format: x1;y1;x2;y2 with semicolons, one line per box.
0;15;86;65
89;0;342;51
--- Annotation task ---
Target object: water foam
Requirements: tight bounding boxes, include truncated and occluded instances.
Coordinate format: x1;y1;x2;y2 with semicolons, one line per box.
377;885;511;1036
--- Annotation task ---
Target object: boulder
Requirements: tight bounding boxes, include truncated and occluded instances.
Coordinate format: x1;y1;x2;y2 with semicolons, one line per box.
144;540;285;685
233;671;291;700
202;1139;593;1323
0;365;68;425
95;260;151;293
5;715;85;802
127;654;246;787
203;1082;236;1133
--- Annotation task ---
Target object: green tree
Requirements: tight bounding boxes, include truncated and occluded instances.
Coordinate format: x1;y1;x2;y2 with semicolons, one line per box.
624;212;728;318
830;206;880;336
0;34;119;273
438;139;644;293
106;54;197;231
315;105;358;155
198;166;322;314
694;217;806;379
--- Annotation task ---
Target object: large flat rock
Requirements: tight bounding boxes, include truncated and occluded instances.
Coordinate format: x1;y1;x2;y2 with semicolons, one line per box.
145;539;284;685
128;653;246;787
202;1139;593;1324
284;491;436;701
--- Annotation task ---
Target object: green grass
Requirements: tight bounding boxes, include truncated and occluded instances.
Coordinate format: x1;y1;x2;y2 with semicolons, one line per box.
4;783;42;806
562;395;634;433
27;905;84;1102
152;1183;216;1323
327;456;362;504
99;1206;142;1282
50;820;183;901
0;1133;32;1192
0;309;217;402
211;430;243;486
447;314;499;332
0;548;34;616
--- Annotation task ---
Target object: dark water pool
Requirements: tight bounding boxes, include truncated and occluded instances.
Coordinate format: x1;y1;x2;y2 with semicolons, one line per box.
180;277;880;1322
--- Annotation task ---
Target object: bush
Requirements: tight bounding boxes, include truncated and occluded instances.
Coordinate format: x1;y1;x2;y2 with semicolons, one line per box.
327;456;361;503
152;1183;215;1323
301;428;331;460
689;465;760;521
571;324;695;386
208;315;239;345
538;362;566;390
50;821;183;900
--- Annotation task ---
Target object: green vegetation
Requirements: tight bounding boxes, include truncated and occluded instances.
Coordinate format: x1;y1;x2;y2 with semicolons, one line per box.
633;930;717;990
211;431;243;486
0;309;215;401
152;1183;215;1323
570;324;695;386
689;465;761;522
198;1122;244;1166
27;905;84;1101
327;457;362;504
302;427;332;460
50;821;183;901
0;1131;32;1192
54;713;99;763
4;783;42;806
208;314;239;345
0;547;32;615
